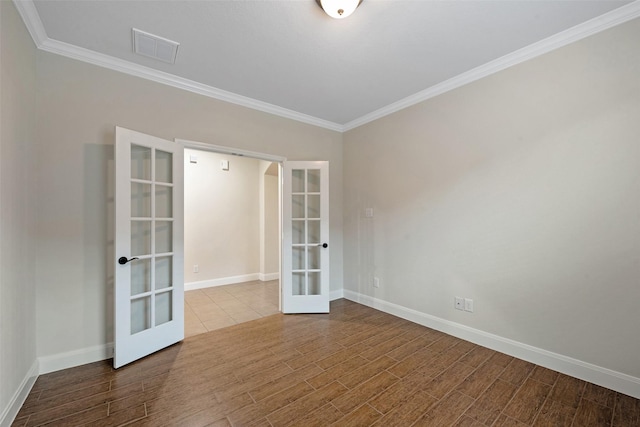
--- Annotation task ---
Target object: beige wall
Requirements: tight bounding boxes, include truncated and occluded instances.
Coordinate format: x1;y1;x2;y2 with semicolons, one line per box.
184;149;260;283
261;165;279;276
34;51;343;359
5;0;637;406
0;0;37;417
344;18;640;378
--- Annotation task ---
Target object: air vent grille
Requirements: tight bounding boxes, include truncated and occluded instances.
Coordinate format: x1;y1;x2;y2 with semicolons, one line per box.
132;28;179;64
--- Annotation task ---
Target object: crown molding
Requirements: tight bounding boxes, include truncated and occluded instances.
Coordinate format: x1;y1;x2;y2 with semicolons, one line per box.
12;0;47;45
13;0;640;134
11;1;344;133
342;1;640;132
38;38;345;132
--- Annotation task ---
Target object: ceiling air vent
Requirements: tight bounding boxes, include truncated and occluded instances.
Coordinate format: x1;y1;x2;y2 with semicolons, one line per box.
132;28;179;64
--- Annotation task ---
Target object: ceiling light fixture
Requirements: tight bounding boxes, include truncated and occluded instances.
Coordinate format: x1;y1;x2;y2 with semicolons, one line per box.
318;0;362;19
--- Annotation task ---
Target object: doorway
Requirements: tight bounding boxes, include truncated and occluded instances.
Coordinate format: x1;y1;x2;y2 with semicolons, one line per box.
181;147;281;337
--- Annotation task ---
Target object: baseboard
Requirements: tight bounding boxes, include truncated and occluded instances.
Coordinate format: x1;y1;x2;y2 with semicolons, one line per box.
0;360;39;427
343;290;640;399
27;286;342;393
258;272;279;282
330;289;344;301
185;273;261;291
38;343;114;375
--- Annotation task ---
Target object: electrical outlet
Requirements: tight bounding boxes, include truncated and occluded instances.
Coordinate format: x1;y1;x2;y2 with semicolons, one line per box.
464;298;474;312
373;277;380;288
454;297;464;310
193;264;199;273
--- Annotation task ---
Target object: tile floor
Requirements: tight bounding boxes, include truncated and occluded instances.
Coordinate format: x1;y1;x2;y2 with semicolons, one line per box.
185;280;280;337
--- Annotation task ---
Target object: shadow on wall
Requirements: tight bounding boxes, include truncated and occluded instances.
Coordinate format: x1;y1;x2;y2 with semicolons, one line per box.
84;131;115;347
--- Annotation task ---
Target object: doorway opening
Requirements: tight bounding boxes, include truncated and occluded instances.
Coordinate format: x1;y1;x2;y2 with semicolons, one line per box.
179;141;283;337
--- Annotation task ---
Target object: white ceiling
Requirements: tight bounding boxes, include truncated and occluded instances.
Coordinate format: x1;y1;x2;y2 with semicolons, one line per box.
19;0;639;130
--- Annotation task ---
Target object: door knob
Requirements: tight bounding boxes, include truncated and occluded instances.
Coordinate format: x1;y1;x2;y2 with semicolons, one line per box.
118;256;139;265
319;243;328;248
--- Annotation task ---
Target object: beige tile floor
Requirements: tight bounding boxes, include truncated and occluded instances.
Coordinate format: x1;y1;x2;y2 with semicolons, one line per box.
184;279;280;337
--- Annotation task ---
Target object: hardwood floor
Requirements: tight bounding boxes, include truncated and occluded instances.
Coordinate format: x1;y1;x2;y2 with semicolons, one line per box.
13;299;640;426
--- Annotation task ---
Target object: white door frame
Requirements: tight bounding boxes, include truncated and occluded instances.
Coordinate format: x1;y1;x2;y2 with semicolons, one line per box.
176;139;287;309
178;140;286;163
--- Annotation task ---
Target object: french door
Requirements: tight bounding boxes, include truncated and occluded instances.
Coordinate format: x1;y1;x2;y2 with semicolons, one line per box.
114;127;184;368
282;161;330;313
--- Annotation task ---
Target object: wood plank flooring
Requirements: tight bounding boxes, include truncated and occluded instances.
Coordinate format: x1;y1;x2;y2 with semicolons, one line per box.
13;299;640;426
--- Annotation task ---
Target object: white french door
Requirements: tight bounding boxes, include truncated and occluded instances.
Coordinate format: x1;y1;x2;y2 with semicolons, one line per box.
282;161;330;313
114;127;184;368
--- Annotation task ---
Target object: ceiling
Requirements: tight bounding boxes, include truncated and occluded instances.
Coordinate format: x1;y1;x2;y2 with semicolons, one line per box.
18;1;639;131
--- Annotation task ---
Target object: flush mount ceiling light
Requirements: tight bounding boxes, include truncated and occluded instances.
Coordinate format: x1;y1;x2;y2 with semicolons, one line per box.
318;0;363;19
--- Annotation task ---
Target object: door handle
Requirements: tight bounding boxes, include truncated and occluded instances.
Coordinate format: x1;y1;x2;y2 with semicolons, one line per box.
118;256;139;265
318;243;328;248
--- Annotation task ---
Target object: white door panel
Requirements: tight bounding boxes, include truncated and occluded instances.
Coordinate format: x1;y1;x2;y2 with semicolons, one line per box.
282;161;329;313
114;127;184;368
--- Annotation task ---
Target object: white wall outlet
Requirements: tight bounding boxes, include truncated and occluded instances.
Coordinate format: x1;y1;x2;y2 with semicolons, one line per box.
454;297;464;310
221;160;230;171
464;298;474;312
365;208;374;218
189;155;198;163
193;264;199;273
373;277;380;288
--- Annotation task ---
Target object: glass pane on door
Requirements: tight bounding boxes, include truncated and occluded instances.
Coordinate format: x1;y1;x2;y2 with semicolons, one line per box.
292;195;305;219
131;145;151;180
131;221;151;256
308;220;320;244
292;169;305;193
155;150;173;183
292;272;305;296
308;246;320;270
156;186;173;218
128;144;176;337
307;195;320;218
155;221;172;253
131;297;151;334
155;256;172;290
155;291;172;326
308;272;321;295
131;259;151;296
131;183;151;217
292;220;305;244
292;247;305;271
307;169;321;193
289;167;324;298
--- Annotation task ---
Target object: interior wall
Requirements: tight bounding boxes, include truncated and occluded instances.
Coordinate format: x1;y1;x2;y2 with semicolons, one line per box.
34;51;343;360
0;0;37;417
343;18;640;378
259;161;279;277
184;149;260;284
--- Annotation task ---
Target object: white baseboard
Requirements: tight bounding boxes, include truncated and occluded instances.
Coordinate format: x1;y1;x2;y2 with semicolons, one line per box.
343;290;640;399
186;273;281;291
0;360;38;427
185;273;261;291
38;343;114;375
258;272;280;282
330;289;344;301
